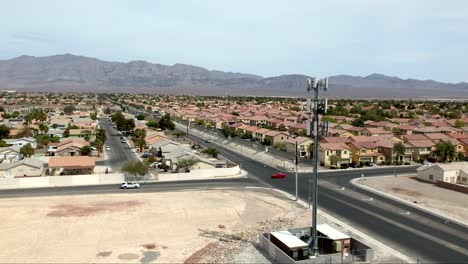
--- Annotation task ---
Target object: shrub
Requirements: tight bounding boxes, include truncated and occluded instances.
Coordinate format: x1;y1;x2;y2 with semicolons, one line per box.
404;161;411;165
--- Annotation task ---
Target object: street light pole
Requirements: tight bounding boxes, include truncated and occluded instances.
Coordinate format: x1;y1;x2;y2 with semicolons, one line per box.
306;77;328;256
295;141;298;201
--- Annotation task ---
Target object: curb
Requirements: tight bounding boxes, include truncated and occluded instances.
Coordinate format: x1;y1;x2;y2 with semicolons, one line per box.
350;176;468;228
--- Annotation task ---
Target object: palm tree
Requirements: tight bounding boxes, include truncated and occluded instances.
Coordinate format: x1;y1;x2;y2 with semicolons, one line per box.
132;128;147;152
95;138;104;157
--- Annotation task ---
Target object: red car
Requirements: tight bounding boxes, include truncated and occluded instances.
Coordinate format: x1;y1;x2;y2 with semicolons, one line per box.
271;172;286;179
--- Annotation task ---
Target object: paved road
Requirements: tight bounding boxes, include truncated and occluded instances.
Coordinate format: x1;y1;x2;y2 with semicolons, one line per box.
0;178;256;199
96;117;138;172
185;127;468;263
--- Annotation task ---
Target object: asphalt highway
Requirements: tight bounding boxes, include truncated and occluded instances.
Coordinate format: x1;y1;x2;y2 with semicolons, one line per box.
96;117;138;172
185;127;468;263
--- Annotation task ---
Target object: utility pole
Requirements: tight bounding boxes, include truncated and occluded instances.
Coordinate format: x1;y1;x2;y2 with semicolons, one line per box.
306;77;329;255
186;120;189;142
295;140;298;201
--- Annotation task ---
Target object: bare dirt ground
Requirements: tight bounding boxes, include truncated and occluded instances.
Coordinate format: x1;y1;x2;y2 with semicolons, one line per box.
358;175;468;225
0;189;303;263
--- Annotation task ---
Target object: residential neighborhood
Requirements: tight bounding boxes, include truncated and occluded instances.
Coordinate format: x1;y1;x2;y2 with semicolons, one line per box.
1;93;467;183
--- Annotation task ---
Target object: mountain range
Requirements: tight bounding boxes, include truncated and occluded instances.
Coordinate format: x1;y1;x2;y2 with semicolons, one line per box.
0;54;467;98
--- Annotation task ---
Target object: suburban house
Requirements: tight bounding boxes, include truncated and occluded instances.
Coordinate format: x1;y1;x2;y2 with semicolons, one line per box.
47;138;89;156
285;137;313;158
145;134;171;149
0;146;22;163
264;130;289;146
402;134;429;141
460;139;468;157
360;127;393;137
318;142;352;167
0;158;44;178
399;125;417;135
375;140;414;162
49;116;71;128
347;141;386;164
249;116;268;126
321;137;351;144
69;129;94;139
48;156;95;175
407;140;436;161
253;128;270;142
417;162;468;185
3;137;37;149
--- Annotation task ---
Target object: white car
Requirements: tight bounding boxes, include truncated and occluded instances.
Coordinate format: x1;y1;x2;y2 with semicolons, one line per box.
105;146;110;151
150;162;162;168
120;182;140;189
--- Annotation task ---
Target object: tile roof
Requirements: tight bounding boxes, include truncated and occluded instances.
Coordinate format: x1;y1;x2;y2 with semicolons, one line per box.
48;156;95;168
425;133;450;140
402;134;429;141
407;140;435;148
322;137;350;144
319;142;350;151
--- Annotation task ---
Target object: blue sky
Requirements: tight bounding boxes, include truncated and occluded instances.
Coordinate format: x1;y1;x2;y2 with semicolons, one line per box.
1;0;467;83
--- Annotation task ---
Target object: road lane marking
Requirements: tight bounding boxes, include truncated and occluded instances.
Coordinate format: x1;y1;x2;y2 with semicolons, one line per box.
322;192;468;258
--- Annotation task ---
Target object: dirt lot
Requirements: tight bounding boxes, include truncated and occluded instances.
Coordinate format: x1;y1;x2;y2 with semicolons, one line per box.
357;175;468;225
0;189;303;263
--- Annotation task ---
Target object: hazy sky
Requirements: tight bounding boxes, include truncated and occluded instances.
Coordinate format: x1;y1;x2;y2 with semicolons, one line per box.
1;0;467;83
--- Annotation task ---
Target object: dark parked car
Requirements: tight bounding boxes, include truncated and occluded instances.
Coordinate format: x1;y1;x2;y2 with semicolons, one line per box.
340;163;349;169
365;161;374;167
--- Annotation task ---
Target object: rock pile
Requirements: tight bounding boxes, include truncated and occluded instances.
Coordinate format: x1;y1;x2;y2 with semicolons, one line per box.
187;216;296;263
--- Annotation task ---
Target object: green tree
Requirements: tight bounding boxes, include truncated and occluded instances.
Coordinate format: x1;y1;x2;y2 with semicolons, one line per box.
51;135;61;143
262;138;272;146
240;131;252;139
202;147;220;158
38;123;49;134
159;114;175;130
433;140;456;162
147;119;159;128
393;142;406;162
89;111;98;120
176;157;199;172
0;140;8;147
63;127;70;138
104;107;112;115
273;142;286;151
35;134;50;149
0;124;10;139
122;161;149;177
136;113;146;120
24;114;33;127
455;119;465;128
20;143;34;158
173;131;186;140
329;155;340;166
80;145;92;156
63;105;75;115
132;128;147;152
